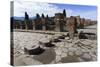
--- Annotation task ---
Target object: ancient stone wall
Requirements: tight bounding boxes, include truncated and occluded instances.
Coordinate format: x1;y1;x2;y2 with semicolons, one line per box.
75;16;81;28
80;18;85;28
67;16;77;39
54;13;66;32
12;12;97;34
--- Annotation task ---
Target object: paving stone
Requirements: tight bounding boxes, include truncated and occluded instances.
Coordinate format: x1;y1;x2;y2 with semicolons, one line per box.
68;51;74;56
56;55;61;62
23;57;42;65
65;43;74;48
47;35;52;39
39;38;50;43
77;57;84;62
67;39;72;43
61;53;67;58
91;55;97;61
57;62;62;64
81;39;92;46
62;48;68;53
68;47;77;52
56;42;64;45
75;50;83;56
13;32;97;64
50;61;55;64
82;53;91;60
91;48;97;53
65;37;69;40
82;47;91;53
72;40;80;44
55;49;62;55
58;42;65;47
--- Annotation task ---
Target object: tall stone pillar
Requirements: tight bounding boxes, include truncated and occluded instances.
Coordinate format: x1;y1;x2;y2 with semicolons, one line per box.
20;22;22;29
43;25;46;31
76;16;81;28
20;25;22;29
25;20;29;30
54;13;65;32
24;12;29;30
54;18;60;32
67;16;77;39
32;20;35;30
41;18;46;31
80;18;85;28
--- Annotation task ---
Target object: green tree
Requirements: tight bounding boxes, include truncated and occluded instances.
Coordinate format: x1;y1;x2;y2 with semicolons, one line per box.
24;12;29;30
63;9;66;17
25;12;29;20
46;15;49;19
36;13;40;18
42;13;45;18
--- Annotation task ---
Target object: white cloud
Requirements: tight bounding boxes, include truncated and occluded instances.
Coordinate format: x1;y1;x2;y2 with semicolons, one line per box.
14;1;97;20
14;1;73;17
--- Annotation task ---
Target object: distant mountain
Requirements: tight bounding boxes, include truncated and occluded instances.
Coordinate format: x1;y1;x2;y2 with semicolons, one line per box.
13;16;36;21
13;17;24;21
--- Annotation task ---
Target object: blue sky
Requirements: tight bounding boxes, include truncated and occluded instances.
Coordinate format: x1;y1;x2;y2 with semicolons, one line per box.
54;3;97;13
14;1;97;20
51;3;97;20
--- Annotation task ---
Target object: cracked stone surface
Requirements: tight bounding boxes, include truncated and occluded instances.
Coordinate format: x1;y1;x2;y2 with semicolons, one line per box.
12;31;97;66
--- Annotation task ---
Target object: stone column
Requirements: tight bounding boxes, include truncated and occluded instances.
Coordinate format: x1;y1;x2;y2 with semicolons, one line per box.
32;21;35;30
20;25;22;29
25;20;28;30
42;19;46;31
20;23;22;29
76;16;81;28
80;18;85;28
55;20;60;32
67;16;77;39
43;25;46;31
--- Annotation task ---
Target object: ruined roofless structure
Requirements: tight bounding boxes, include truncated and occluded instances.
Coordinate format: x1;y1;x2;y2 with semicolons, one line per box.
54;13;66;32
12;10;97;39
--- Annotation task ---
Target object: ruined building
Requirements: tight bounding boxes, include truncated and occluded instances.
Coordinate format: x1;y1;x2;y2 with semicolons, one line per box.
54;13;66;32
12;9;97;39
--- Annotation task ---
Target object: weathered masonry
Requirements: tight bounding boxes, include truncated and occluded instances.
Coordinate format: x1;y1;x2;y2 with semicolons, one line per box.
12;10;97;33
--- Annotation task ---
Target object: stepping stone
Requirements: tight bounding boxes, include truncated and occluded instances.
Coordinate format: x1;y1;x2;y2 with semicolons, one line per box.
65;37;69;40
24;46;45;55
39;38;50;43
52;39;61;43
44;42;55;47
39;41;55;48
58;36;65;39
